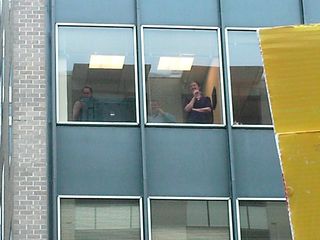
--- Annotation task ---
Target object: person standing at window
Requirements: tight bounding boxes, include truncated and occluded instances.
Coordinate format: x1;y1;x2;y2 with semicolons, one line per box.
72;86;98;121
148;100;176;123
184;81;213;124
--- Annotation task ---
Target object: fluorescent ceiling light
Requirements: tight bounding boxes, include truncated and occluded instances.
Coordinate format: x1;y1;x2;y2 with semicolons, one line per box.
157;56;194;71
89;55;125;69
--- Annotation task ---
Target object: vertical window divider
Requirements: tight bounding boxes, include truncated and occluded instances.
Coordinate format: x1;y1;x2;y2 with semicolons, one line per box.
135;1;150;240
221;25;239;240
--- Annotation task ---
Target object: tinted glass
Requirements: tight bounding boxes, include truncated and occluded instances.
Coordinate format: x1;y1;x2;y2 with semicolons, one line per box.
239;201;292;240
60;199;141;240
151;200;231;240
57;26;137;123
228;30;272;126
143;28;224;125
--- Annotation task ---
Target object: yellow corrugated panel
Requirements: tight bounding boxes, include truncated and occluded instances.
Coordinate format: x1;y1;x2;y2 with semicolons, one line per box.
278;132;320;239
259;24;320;240
259;25;320;134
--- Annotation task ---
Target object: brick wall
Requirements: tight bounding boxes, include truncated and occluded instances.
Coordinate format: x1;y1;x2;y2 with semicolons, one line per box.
12;0;48;239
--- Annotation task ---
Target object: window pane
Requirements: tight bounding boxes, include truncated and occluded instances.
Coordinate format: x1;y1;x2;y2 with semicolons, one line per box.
150;200;231;240
228;30;272;125
239;201;292;240
60;199;141;240
143;28;224;124
57;26;137;123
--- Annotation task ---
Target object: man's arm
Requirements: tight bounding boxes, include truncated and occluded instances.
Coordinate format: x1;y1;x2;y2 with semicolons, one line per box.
72;101;82;120
191;107;211;113
191;97;212;113
184;97;195;112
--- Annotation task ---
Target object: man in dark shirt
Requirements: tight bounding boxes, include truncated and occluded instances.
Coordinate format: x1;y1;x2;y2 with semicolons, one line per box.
184;81;213;124
72;86;98;121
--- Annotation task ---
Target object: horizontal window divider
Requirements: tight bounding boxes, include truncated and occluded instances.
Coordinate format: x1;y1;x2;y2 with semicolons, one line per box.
57;195;142;199
56;22;136;28
141;25;220;30
231;124;274;129
148;196;231;201
236;197;286;201
145;123;227;128
56;122;140;127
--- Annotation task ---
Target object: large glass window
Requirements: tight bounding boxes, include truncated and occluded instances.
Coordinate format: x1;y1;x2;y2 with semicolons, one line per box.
227;29;272;126
143;27;224;125
56;25;138;123
60;198;142;240
150;199;231;240
238;200;292;240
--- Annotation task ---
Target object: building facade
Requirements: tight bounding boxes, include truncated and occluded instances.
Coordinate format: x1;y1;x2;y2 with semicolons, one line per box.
1;0;320;240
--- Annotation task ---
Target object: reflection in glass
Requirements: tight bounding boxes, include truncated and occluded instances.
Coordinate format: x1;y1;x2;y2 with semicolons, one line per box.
151;200;231;240
143;28;224;124
60;199;141;240
228;31;272;125
57;26;137;123
239;201;292;240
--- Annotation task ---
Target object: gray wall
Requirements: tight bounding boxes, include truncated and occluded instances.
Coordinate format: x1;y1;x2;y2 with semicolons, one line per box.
146;128;230;196
55;0;136;24
140;0;220;26
57;126;142;195
222;0;302;27
232;129;285;197
304;0;320;23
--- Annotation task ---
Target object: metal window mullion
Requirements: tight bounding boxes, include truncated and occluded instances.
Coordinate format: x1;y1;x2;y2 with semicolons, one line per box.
299;0;306;24
135;1;149;240
218;0;238;238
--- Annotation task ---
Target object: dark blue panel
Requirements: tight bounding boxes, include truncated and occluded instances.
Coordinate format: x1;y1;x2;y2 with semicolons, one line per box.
140;0;219;26
304;0;320;23
146;128;230;196
56;126;142;195
55;0;135;24
233;129;285;197
223;0;302;27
